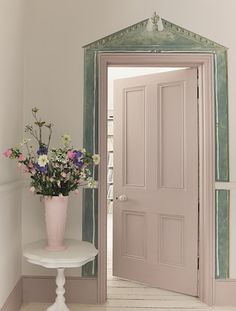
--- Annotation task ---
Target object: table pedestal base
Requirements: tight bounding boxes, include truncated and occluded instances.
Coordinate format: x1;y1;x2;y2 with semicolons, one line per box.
47;268;70;311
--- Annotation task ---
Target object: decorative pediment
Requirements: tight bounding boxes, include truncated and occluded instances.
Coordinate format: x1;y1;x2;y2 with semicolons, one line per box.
84;13;226;51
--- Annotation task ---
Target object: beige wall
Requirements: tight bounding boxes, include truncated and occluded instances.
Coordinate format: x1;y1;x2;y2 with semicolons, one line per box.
23;0;236;277
0;0;24;308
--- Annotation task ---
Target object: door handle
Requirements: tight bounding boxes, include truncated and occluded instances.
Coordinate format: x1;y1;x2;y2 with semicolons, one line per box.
116;194;128;202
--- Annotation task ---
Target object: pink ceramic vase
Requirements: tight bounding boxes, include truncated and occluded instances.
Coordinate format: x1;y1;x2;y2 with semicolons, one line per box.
44;196;69;251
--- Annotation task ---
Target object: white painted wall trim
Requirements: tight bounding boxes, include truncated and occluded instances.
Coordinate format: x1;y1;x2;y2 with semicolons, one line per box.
215;182;236;190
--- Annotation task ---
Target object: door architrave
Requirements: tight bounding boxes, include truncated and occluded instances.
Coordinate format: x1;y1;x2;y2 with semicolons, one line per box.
97;53;215;305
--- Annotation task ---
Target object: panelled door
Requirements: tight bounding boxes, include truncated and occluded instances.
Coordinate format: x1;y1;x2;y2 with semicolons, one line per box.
113;68;198;296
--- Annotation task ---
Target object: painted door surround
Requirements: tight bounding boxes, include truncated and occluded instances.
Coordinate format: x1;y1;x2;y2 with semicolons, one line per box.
83;17;229;306
112;69;199;295
97;53;215;305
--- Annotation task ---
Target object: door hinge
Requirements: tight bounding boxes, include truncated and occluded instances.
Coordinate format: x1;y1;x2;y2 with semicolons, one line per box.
197;85;199;100
197;257;200;270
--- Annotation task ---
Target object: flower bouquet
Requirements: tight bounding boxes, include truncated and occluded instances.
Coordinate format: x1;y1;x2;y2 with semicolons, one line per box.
3;107;100;251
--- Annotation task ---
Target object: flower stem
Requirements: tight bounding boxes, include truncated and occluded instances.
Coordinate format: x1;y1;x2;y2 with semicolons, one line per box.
25;141;32;159
47;127;52;149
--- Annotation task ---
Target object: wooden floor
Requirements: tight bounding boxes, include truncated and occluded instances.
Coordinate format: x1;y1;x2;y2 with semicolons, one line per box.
20;215;235;311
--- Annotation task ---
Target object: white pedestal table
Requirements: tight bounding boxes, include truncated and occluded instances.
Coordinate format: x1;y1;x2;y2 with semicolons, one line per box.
23;239;98;311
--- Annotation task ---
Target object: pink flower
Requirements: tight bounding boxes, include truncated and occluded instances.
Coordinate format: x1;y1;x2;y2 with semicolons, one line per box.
29;186;35;192
31;168;36;175
28;161;33;168
18;154;26;161
3;149;12;158
67;150;75;159
17;162;23;168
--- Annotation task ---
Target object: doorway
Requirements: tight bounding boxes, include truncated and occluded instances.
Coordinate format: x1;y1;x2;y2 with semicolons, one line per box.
97;53;215;305
107;66;199;296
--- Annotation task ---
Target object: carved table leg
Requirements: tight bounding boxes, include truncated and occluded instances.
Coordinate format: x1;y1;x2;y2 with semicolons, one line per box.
47;268;70;311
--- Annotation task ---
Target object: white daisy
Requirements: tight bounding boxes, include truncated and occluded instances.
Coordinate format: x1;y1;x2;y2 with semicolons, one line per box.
87;177;98;188
92;154;100;165
37;154;49;167
80;171;86;179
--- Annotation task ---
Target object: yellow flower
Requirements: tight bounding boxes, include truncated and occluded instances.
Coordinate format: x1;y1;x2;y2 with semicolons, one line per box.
37;154;49;167
61;134;72;145
87;177;98;188
92;154;100;165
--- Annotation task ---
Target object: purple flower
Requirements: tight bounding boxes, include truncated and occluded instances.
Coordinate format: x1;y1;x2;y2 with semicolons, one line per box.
73;151;84;167
35;163;48;173
74;151;83;159
37;145;48;155
74;159;83;168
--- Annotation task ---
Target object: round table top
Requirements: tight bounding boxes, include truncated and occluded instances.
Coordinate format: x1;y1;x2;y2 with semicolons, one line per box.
23;239;98;269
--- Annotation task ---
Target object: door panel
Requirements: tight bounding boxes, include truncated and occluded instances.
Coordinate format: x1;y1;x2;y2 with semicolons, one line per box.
113;69;198;296
122;211;146;259
159;82;185;189
124;87;146;187
159;214;184;266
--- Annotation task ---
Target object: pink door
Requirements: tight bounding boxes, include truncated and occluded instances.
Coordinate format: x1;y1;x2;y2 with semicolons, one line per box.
113;69;198;296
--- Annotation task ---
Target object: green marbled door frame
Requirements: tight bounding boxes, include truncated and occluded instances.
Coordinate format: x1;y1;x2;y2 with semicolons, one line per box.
215;190;230;279
82;17;229;277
